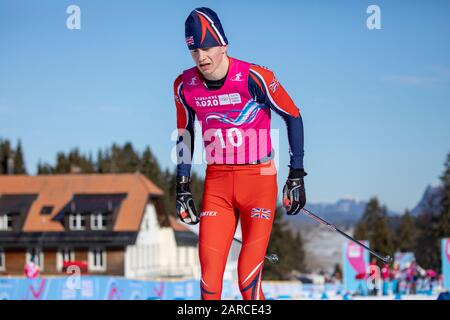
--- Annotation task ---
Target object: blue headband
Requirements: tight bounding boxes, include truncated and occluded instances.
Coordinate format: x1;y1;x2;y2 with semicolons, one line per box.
185;7;228;50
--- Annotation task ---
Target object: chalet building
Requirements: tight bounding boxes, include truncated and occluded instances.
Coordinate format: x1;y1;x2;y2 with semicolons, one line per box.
0;173;200;279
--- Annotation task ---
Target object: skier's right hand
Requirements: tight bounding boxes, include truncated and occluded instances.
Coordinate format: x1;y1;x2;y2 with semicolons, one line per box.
176;176;200;225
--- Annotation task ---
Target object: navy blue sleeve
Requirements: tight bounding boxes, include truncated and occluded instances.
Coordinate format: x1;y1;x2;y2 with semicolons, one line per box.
248;67;305;169
174;80;196;177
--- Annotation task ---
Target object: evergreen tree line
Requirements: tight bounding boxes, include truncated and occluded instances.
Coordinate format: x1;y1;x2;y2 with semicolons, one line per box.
0;138;27;174
354;153;450;272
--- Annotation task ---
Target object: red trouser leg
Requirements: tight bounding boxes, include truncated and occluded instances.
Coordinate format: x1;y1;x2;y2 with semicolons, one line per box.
235;162;277;300
199;168;238;300
199;161;277;300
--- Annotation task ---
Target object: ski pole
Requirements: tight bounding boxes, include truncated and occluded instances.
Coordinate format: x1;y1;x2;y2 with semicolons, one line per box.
300;208;393;264
233;238;279;264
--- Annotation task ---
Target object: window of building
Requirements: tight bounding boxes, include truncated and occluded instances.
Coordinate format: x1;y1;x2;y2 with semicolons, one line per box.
0;248;5;271
40;206;53;215
69;213;85;230
0;214;13;231
57;248;75;271
88;248;106;272
90;213;107;230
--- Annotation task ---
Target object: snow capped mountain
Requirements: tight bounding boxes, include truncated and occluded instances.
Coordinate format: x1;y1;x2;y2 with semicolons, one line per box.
410;184;444;217
284;196;403;230
284;198;368;229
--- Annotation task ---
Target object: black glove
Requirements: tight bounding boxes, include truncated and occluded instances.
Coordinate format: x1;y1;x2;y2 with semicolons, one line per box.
282;168;307;215
176;176;200;225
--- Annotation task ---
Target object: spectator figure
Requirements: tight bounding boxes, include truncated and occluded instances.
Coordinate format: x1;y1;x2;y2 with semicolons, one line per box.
368;258;379;296
381;263;390;296
24;258;40;279
390;262;401;295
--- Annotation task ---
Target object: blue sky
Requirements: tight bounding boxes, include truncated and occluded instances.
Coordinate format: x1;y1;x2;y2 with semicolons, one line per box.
1;0;449;213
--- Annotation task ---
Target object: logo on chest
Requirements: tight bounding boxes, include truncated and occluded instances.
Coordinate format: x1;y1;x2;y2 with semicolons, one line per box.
230;72;243;82
188;76;199;86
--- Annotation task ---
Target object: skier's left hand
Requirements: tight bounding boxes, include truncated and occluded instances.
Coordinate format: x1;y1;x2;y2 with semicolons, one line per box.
282;168;307;215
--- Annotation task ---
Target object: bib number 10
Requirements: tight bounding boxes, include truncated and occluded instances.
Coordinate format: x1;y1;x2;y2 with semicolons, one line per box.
214;128;243;148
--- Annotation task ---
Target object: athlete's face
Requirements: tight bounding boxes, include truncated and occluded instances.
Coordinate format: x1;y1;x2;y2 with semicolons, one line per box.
190;46;228;80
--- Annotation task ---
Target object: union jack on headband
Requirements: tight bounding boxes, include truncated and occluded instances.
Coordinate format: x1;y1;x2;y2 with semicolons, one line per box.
185;36;194;46
251;208;271;220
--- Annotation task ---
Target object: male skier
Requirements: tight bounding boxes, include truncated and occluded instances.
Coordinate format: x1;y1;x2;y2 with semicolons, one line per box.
174;7;307;300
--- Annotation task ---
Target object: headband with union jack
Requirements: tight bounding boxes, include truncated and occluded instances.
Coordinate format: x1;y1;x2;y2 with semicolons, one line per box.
185;7;228;50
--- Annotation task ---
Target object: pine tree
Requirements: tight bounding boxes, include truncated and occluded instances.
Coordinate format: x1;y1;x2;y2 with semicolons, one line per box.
437;152;450;238
0;139;12;174
293;231;306;273
141;147;163;187
263;206;292;280
39;147;96;174
84;151;94;173
121;142;140;172
371;213;394;259
361;198;382;226
37;161;53;174
353;197;394;266
68;148;82;173
0;139;4;173
12;140;27;174
97;149;104;173
263;206;306;280
102;142;139;173
416;152;450;272
160;168;175;219
414;212;440;270
55;152;69;173
354;220;369;241
396;209;417;252
99;149;113;173
110;143;120;173
414;152;450;272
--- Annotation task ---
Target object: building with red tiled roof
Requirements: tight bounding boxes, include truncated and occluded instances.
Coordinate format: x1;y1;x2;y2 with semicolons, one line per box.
0;173;200;279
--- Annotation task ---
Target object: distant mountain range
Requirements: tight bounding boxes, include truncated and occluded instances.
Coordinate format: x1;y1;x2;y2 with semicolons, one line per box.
283;184;445;272
410;184;444;216
284;197;400;230
285;183;444;230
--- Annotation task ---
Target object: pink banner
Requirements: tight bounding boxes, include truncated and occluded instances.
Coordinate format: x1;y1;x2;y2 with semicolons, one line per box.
346;241;366;274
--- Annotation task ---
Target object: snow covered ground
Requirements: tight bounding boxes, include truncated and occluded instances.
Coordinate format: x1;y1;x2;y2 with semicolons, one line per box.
351;294;438;300
229;281;444;300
